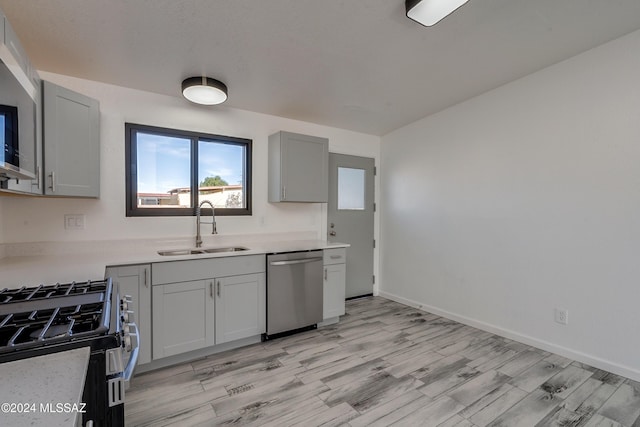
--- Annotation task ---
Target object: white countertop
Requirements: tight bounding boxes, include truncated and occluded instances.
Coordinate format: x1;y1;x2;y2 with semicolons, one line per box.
0;236;349;288
0;347;90;427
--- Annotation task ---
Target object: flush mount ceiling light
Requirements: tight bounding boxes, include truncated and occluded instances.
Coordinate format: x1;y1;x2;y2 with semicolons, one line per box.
405;0;470;26
181;76;228;105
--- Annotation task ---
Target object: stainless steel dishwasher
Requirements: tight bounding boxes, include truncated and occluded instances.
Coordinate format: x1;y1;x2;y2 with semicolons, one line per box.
265;250;324;339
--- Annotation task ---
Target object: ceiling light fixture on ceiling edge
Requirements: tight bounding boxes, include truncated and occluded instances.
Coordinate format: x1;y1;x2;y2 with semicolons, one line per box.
405;0;471;27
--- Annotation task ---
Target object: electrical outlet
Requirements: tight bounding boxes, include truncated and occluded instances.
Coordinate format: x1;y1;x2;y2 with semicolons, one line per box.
64;214;85;230
554;308;569;325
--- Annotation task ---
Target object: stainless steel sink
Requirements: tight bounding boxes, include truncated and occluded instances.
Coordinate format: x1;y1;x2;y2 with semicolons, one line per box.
157;246;249;256
157;249;205;256
202;246;249;253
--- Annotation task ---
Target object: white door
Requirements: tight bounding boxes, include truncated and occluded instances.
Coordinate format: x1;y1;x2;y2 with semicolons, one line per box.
328;153;375;298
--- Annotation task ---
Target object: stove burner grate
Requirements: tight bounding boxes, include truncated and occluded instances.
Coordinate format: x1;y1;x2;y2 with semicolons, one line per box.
0;280;111;353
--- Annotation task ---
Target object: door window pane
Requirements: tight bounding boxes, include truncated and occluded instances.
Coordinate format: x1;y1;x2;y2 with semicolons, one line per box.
338;167;365;210
136;132;191;209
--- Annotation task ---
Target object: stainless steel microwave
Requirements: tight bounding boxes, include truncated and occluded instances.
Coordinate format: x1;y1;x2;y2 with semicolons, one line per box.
0;58;36;180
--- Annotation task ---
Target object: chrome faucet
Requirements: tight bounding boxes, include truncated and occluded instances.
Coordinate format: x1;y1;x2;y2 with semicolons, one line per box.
195;200;217;248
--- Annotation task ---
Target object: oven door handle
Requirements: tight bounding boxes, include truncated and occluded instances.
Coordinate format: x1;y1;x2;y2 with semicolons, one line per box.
123;323;140;389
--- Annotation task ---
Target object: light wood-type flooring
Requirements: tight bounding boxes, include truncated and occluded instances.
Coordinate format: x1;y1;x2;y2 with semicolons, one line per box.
126;297;640;426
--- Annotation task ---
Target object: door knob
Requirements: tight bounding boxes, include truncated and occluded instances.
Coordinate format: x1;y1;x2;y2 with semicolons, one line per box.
329;231;336;236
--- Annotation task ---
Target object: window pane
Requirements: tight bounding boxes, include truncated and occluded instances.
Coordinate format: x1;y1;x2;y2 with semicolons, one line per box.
198;140;245;209
126;123;252;216
136;132;191;208
338;167;365;210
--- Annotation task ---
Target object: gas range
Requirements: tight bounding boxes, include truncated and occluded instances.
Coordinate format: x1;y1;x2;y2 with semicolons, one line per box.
0;279;139;427
0;281;111;353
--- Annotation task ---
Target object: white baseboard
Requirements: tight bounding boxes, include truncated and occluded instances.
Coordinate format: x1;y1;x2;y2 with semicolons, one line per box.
378;290;640;383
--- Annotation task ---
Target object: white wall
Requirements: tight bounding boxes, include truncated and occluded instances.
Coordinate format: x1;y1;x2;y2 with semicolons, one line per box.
1;73;379;244
380;29;640;380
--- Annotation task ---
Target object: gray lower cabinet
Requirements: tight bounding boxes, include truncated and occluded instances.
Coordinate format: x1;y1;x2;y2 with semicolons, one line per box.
43;80;100;198
104;264;152;365
153;280;215;358
151;255;266;360
215;273;266;344
268;131;329;202
323;248;346;319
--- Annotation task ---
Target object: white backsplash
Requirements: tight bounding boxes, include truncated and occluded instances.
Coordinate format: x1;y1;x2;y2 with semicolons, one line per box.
2;231;318;258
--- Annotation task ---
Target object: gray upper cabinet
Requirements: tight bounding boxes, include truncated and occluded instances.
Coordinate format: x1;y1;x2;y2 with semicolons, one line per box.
0;7;41;194
43;80;100;198
3;12;30;78
268;131;328;202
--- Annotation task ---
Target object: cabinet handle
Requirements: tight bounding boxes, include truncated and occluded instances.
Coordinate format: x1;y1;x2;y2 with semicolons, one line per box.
282;186;286;200
49;171;55;192
210;282;214;298
217;281;221;297
143;268;148;288
324;268;327;281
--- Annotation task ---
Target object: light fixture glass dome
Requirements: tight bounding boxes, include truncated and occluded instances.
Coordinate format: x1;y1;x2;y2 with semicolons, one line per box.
181;77;228;105
406;0;470;27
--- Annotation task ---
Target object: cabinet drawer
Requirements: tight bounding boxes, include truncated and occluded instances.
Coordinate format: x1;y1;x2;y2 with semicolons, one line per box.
324;248;346;265
152;255;265;285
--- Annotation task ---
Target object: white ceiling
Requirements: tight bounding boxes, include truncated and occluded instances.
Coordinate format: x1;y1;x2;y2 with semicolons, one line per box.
2;0;640;136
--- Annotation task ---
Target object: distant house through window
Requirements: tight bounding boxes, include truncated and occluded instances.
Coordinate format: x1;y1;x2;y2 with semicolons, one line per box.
125;123;252;216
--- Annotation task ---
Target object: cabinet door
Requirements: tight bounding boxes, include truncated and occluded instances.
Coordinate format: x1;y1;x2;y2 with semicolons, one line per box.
105;264;151;365
215;273;265;344
323;264;346;319
281;132;328;202
152;280;214;359
43;80;100;197
269;131;328;202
